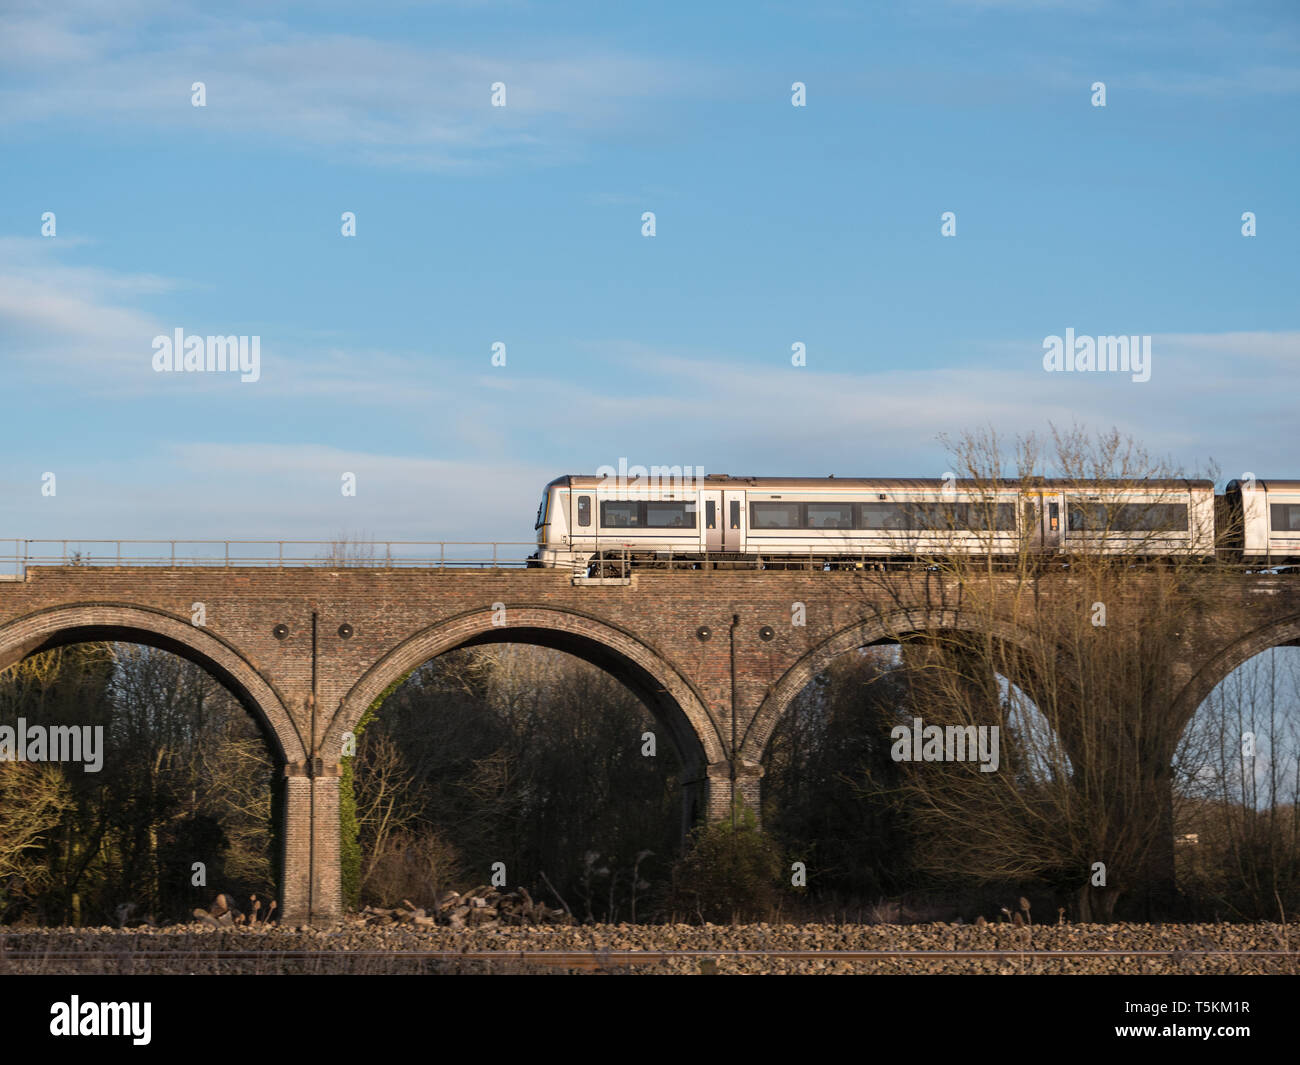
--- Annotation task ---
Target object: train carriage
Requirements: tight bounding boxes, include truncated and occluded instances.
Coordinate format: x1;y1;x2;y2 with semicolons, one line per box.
1223;479;1300;567
530;474;1218;572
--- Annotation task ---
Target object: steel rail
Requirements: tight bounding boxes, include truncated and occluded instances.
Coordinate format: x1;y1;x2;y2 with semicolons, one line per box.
3;948;1297;962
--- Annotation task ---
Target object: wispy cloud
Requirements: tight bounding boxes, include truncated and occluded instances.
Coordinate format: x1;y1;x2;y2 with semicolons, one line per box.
51;442;552;542
0;4;707;170
3;238;1293;482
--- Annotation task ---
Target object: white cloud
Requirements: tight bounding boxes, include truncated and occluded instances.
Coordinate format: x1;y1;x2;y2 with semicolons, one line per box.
0;6;706;170
3;239;1295;540
585;333;1299;477
110;442;550;544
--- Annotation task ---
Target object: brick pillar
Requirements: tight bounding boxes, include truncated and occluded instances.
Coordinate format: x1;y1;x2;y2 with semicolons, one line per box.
279;764;343;924
310;770;342;922
279;769;312;924
702;760;765;824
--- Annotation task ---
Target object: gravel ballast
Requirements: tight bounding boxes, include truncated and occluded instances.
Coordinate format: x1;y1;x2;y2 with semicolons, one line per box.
2;921;1296;974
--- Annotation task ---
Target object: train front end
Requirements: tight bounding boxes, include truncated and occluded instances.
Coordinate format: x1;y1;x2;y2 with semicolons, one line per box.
528;476;573;568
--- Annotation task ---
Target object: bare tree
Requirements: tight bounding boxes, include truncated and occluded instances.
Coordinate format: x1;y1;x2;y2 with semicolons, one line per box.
0;761;74;887
354;730;426;892
852;426;1222;919
1175;649;1300;917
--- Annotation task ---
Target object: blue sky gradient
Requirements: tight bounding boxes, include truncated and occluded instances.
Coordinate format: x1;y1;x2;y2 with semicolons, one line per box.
1;0;1297;545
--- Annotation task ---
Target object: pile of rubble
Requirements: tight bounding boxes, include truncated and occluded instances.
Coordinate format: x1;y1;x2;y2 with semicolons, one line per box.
359;886;570;930
191;893;276;927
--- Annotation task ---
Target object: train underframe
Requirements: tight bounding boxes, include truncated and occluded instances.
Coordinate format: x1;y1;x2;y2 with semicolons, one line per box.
550;550;1287;577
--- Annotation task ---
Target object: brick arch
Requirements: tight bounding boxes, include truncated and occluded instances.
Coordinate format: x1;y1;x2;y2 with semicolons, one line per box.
1171;613;1300;731
0;603;305;765
328;605;724;769
740;608;1042;765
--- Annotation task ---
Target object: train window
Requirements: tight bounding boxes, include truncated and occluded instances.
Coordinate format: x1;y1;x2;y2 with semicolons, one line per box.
750;502;800;529
910;503;958;531
1126;503;1186;531
1067;503;1098;531
647;502;697;528
600;501;641;528
951;502;1016;530
705;500;716;529
1068;502;1188;531
928;504;960;530
859;502;912;530
729;500;741;530
900;501;1019;532
577;495;591;527
535;493;549;529
1271;503;1300;532
806;503;854;529
951;502;1017;530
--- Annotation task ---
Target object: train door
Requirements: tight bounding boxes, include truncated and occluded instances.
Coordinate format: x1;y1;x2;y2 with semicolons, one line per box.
1024;492;1064;552
723;490;746;553
1023;496;1040;551
1041;492;1063;550
701;489;723;553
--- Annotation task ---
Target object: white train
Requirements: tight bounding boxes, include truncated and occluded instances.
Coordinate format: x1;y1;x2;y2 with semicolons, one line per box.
528;474;1300;572
1222;478;1300;566
530;475;1300;574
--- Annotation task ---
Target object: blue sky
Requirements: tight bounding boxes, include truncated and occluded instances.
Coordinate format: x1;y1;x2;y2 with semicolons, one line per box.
1;0;1297;547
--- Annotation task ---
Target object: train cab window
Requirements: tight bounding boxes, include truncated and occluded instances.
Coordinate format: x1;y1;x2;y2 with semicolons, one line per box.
705;500;717;529
730;500;741;530
806;503;853;529
751;502;800;529
600;501;640;528
1271;504;1300;532
535;493;549;529
647;502;697;528
577;495;591;527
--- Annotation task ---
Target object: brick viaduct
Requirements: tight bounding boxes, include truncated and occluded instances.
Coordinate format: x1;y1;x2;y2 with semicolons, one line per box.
1;564;1298;922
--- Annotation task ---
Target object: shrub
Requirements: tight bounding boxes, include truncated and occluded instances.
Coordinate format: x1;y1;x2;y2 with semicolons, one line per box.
669;795;783;922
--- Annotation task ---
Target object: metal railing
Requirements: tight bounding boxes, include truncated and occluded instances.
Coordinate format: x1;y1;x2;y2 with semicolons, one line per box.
1;539;1288;581
2;539;907;580
2;540;539;579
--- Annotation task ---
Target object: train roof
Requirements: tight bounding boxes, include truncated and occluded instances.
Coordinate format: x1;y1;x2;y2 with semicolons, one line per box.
1226;479;1300;492
552;474;1215;490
